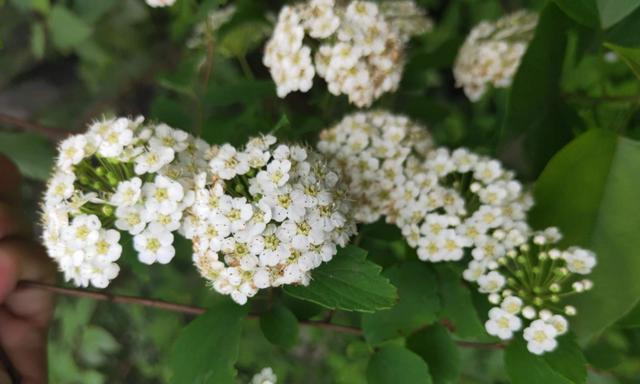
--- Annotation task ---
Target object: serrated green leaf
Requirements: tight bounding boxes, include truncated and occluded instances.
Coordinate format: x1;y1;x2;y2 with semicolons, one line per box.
259;303;299;349
47;5;92;51
502;3;575;178
0;132;54;180
169;300;247;384
505;334;587;384
604;43;640;79
283;246;398;313
407;325;460;384
362;261;440;346
367;345;433;384
531;129;640;341
597;0;640;28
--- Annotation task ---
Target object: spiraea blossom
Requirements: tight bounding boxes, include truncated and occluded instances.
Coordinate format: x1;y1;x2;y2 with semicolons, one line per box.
263;0;432;107
464;227;596;354
146;0;176;8
317;111;434;223
186;135;356;305
390;147;533;263
453;10;538;101
41;117;210;289
251;367;277;384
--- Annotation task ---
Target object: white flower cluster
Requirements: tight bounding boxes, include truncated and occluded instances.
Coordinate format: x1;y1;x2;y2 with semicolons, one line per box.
263;0;432;107
146;0;176;8
317;111;434;223
42;117;210;288
453;10;538;101
250;367;277;384
186;135;356;304
392;147;533;263
465;227;596;354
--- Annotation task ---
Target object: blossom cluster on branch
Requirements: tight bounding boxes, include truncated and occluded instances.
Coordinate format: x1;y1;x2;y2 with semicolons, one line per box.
263;0;432;107
317;111;595;354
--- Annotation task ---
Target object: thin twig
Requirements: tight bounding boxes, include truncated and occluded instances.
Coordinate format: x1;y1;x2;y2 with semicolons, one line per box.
19;280;505;349
0;113;69;141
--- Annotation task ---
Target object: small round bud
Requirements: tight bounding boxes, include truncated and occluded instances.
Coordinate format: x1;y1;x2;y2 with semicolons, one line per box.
554;267;568;277
101;205;114;217
502;289;513;297
533;297;544;306
107;174;118;186
533;235;546;245
549;283;561;293
520;244;530;252
515;270;525;279
548;249;561;260
489;293;501;304
522;306;536;319
493;230;506;240
470;182;481;193
507;250;517;258
532;266;542;275
564;305;577;316
572;282;584;292
518;289;527;298
517;256;527;265
533;286;543;294
582;279;593;290
96;167;106;176
550;295;560;303
92;181;102;190
234;183;246;194
539;309;552;321
539;252;548;261
80;176;91;185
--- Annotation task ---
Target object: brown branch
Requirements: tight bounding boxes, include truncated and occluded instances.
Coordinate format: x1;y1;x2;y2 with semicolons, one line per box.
0;113;70;141
19;280;504;348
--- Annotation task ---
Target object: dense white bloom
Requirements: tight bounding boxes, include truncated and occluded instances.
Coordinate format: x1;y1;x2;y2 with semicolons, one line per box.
485;307;522;340
454;10;538;101
264;0;432;107
523;319;558;355
42;116;211;288
146;0;176;8
188;135;356;304
317;111;434;223
251;367;277;384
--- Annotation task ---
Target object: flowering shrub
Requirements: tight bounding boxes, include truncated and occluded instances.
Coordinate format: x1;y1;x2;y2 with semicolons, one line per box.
3;0;640;382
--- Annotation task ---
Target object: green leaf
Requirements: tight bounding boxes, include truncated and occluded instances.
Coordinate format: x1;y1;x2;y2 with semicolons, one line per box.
170;300;247;384
530;129;640;340
30;23;45;59
0;132;54;180
283;246;398;313
259;303;299;349
203;79;273;107
554;0;600;28
361;261;440;346
218;21;271;58
605;7;640;46
434;265;486;339
502;3;575;178
604;43;640;79
597;0;640;28
407;325;460;384
47;5;92;51
79;326;120;366
618;301;640;328
505;335;587;384
367;345;433;384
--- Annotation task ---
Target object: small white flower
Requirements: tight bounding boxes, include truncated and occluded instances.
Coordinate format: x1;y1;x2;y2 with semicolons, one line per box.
547;314;568;335
111;177;143;206
57;135;87;169
485;307;522;340
500;296;523;314
96;118;134;158
142;175;184;215
523;319;558;355
134;223;175;264
134;146;175;175
146;0;176;7
563;248;596;275
478;271;506;293
251;367;278;384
